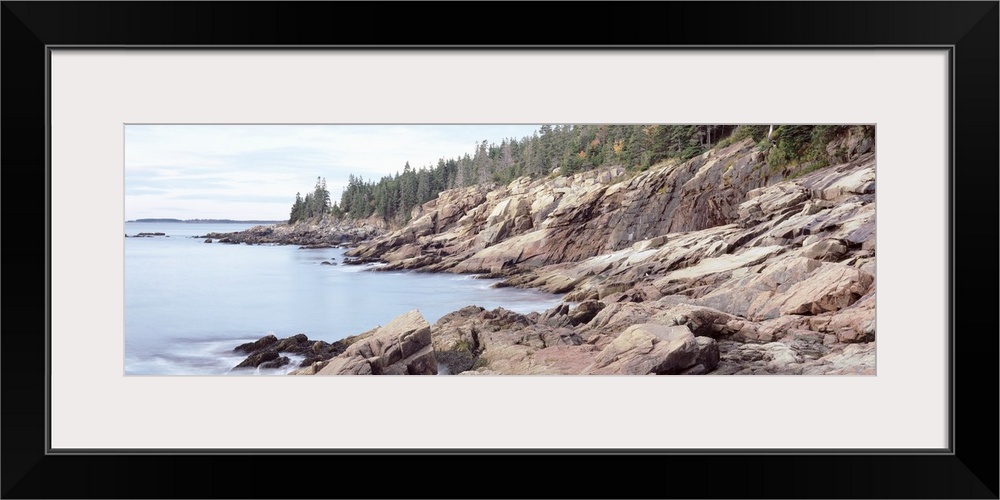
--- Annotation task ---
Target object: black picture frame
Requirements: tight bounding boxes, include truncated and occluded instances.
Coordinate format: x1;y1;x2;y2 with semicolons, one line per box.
3;2;997;498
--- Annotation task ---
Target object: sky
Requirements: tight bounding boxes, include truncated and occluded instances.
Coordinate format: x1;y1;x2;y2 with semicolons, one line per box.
124;124;542;221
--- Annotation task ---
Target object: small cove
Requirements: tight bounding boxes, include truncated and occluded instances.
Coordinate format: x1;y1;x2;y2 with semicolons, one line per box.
125;222;566;375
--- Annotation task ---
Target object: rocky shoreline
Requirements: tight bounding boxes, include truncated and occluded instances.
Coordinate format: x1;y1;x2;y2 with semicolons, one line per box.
197;218;386;248
228;135;876;375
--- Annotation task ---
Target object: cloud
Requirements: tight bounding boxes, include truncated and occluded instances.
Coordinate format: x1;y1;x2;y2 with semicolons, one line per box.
171;193;295;204
124;124;541;220
125;186;170;196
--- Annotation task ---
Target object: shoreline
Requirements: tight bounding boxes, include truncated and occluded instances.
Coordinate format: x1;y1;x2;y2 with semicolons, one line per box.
220;138;876;375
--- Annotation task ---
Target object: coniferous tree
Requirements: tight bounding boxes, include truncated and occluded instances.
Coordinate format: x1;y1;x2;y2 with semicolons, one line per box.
289;125;862;226
416;168;432;204
289;192;305;223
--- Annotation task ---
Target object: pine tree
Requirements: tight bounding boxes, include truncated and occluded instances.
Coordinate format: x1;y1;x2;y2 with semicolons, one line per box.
416;168;432;204
289;192;304;223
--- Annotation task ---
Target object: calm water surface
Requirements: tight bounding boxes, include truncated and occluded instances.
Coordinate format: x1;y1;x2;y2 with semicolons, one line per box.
125;222;566;375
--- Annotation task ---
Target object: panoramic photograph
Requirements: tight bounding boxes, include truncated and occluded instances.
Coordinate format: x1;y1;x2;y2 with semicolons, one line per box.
125;124;876;376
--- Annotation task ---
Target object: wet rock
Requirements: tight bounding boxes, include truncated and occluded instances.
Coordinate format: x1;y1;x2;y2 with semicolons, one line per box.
260;356;291;369
342;257;382;265
234;334;278;354
233;332;351;372
233;350;280;369
273;333;310;352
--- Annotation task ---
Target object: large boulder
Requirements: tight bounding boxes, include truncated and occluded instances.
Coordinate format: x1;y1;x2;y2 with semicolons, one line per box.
583;324;706;375
431;306;487;374
233;350;281;370
234;334;278;354
681;337;721;375
317;310;437;375
652;304;745;339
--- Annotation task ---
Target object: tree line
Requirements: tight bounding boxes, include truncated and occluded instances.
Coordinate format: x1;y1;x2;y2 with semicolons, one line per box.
288;125;867;225
287;177;333;224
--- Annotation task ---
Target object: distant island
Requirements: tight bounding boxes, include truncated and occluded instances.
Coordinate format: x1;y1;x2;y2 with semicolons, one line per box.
127;218;285;224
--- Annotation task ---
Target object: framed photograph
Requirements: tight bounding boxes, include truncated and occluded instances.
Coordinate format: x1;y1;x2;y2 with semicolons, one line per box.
4;2;996;498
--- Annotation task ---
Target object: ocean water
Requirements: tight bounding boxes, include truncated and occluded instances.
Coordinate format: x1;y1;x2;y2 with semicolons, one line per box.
124;222;566;375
